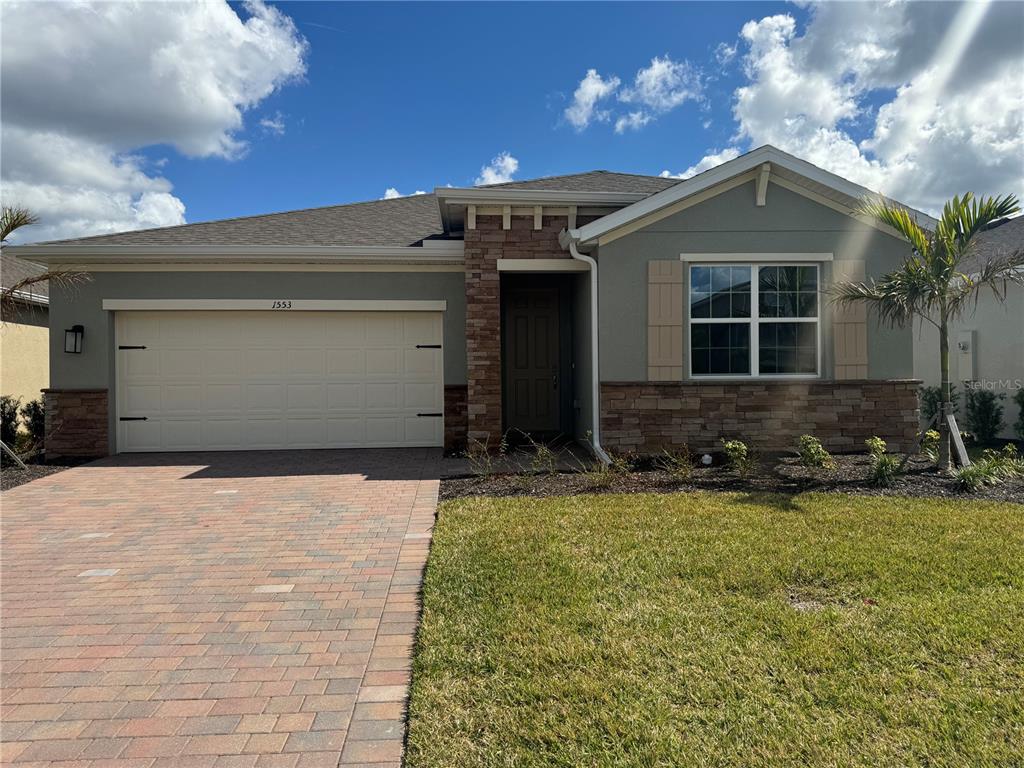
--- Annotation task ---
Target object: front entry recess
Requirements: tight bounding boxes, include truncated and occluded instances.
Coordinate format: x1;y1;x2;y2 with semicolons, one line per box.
503;285;562;436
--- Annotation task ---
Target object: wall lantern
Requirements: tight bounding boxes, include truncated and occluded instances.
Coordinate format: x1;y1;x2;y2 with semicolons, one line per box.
64;324;84;354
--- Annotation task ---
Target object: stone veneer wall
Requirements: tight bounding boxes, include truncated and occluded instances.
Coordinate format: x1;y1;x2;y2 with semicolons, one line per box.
463;214;590;443
44;388;109;460
444;384;468;453
601;380;920;454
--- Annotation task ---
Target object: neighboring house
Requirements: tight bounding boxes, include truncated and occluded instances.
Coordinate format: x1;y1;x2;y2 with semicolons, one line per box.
913;215;1024;440
0;253;49;407
9;145;937;460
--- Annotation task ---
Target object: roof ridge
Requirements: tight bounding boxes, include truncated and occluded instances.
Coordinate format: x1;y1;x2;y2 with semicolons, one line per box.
37;193;438;246
480;169;675;189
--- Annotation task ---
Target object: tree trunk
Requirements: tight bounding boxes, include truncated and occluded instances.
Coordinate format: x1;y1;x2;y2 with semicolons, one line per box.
938;319;952;472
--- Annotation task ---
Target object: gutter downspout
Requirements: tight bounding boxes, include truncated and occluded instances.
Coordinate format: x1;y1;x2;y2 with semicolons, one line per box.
565;233;611;464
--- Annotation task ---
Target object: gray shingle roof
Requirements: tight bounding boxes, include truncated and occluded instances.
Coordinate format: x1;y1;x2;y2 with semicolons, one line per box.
970;216;1024;267
1;252;48;298
30;171;677;248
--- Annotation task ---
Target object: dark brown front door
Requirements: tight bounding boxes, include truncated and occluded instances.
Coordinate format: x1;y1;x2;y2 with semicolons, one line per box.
503;286;560;435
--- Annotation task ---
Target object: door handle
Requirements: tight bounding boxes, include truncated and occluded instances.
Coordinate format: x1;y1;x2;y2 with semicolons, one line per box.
552;372;558;390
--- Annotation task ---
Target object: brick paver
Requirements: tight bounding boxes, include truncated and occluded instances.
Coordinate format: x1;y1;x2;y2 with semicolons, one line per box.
1;449;439;767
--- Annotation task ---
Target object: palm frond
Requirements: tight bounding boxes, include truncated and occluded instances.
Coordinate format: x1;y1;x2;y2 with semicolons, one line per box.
936;193;1020;255
0;270;90;318
0;206;39;243
858;197;931;256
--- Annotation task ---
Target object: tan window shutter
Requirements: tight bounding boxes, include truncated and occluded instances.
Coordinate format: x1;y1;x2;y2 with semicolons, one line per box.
833;261;868;379
648;261;684;381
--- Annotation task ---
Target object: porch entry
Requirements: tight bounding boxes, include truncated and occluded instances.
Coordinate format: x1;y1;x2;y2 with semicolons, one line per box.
501;274;574;441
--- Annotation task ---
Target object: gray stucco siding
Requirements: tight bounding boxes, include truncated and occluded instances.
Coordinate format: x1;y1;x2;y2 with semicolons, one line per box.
597;180;915;381
49;270;468;450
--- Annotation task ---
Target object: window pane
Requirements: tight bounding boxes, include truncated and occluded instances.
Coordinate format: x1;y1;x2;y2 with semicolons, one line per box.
758;321;817;374
758;265;818;319
691;265;751;320
691;321;749;375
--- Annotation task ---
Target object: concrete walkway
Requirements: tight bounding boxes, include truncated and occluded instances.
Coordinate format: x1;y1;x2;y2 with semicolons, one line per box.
1;449;440;767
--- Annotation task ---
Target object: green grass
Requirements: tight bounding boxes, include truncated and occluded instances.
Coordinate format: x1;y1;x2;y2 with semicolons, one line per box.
407;492;1024;767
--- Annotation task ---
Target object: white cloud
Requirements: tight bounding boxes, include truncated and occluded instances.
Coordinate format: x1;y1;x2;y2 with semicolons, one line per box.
729;2;1023;213
564;69;621;130
382;188;426;200
659;147;742;179
475;152;519;185
614;111;653;134
620;56;702;114
259;111;286;136
715;42;737;66
0;0;308;242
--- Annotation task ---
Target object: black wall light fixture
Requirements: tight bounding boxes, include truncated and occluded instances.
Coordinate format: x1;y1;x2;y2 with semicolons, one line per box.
64;324;84;354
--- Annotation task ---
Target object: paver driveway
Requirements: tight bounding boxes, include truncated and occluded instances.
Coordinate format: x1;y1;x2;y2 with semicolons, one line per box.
1;449;440;767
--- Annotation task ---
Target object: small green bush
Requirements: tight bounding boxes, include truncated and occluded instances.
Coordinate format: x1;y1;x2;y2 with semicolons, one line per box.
953;444;1023;492
721;439;756;476
19;399;44;446
797;435;835;468
654;446;692;479
870;453;902;487
0;395;20;446
920;384;959;424
921;429;941;461
865;436;887;458
964;387;1005;444
1014;388;1024;441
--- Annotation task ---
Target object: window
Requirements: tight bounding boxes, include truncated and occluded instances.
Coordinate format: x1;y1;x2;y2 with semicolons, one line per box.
689;264;819;377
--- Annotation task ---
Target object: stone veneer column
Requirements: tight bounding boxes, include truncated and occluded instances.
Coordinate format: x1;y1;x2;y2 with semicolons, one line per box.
462;213;581;445
44;388;109;460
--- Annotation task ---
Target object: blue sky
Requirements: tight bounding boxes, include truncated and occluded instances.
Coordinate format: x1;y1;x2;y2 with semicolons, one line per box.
159;2;796;223
2;1;1021;241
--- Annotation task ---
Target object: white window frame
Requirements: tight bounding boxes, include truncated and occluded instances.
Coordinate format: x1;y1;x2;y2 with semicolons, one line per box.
686;262;821;380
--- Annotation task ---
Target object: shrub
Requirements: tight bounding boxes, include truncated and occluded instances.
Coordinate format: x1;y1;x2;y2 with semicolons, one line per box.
920;384;960;424
797;435;835;468
721;439;756;476
1014;388;1024;441
870;452;902;487
953;444;1024;492
921;429;941;462
864;436;887;458
964;387;1005;444
19;399;44;446
465;434;507;477
654;446;692;479
0;395;20;446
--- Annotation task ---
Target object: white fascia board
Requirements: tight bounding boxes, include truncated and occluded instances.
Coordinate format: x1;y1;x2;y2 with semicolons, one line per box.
5;288;49;306
102;299;448;312
6;244;465;265
573;145;938;245
434;187;648;206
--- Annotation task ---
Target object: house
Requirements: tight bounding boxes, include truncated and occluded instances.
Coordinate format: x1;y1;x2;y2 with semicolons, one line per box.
913;215;1024;440
8;145;934;460
0;253;49;408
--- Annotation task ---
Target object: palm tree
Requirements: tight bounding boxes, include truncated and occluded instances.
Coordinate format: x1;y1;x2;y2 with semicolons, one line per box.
832;193;1022;472
1;205;89;316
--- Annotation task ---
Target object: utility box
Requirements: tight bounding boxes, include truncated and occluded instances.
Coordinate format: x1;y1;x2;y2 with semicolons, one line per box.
957;330;976;381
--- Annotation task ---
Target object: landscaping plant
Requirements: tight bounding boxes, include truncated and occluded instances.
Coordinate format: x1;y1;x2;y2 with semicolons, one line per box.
920;384;960;425
654;446;693;479
0;395;20;447
870;452;902;487
797;435;836;468
721;439;756;476
964;387;1005;444
19;398;44;448
832;192;1022;471
921;429;942;462
865;436;887;458
1015;388;1024;441
953;445;1024;492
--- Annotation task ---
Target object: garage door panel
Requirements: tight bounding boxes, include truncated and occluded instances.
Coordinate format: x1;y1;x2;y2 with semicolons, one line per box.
117;310;443;451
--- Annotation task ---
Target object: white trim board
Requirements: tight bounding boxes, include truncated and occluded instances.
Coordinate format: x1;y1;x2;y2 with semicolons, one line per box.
76;264;464;273
497;259;589;272
102;299;447;312
680;253;833;263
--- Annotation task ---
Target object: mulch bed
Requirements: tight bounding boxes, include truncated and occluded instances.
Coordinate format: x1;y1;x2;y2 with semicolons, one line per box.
441;453;1024;503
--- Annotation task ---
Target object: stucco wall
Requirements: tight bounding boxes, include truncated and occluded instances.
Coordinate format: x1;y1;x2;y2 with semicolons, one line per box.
1;306;49;405
48;270;468;452
596;180;915;381
913;284;1023;440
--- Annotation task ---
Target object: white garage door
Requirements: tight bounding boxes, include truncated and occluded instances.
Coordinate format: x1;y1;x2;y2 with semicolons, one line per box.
115;310;444;452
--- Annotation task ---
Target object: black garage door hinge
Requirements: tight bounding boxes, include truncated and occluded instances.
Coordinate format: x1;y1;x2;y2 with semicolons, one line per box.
417;412;443;418
118;345;147;350
415;344;442;349
119;417;148;421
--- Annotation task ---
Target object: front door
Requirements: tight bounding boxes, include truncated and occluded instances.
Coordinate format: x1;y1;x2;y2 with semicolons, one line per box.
503;285;561;436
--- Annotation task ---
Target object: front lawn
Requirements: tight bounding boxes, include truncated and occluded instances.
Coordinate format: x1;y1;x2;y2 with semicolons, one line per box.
407;492;1024;767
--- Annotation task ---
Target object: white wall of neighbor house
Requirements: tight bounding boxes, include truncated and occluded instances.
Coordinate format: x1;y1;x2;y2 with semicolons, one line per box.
913;284;1024;440
596;179;916;382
